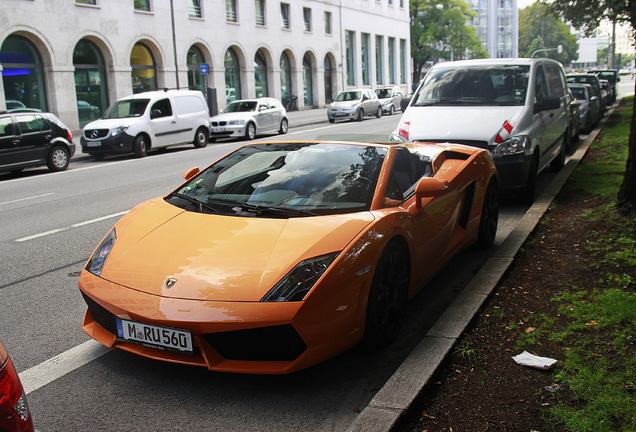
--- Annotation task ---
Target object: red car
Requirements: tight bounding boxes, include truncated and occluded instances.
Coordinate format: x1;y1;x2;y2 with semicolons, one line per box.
0;341;34;432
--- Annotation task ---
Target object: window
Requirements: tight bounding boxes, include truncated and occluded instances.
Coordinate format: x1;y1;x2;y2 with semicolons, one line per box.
280;52;292;106
76;0;97;5
226;0;238;22
303;54;313;106
224;49;241;103
255;0;266;26
134;0;150;11
303;7;312;32
324;11;332;35
280;3;290;29
74;39;108;128
188;0;202;18
254;51;268;97
187;45;206;93
345;31;355;86
375;35;384;85
361;33;370;86
400;39;407;84
130;42;157;93
388;37;396;84
0;35;48;112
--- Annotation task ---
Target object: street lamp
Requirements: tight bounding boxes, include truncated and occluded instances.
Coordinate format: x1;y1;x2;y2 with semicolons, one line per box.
532;45;563;58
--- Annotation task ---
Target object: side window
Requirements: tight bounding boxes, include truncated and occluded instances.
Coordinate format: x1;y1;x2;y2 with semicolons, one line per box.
534;68;548;103
0;117;14;137
16;115;44;133
385;148;433;203
544;64;565;98
151;98;173;118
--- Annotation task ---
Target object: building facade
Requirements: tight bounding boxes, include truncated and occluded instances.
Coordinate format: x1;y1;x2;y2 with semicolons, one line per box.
0;0;410;131
470;0;518;58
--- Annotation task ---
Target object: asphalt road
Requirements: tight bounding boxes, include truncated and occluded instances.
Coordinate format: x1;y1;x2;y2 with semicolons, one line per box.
2;87;626;431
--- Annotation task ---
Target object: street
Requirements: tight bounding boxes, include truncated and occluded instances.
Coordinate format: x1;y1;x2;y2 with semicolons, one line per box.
1;79;630;431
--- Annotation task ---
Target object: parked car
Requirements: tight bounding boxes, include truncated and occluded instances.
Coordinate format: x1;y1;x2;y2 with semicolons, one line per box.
78;139;499;374
567;73;606;112
567;87;581;147
209;97;288;141
568;82;601;133
599;79;612;106
327;89;382;122
587;69;619;103
374;86;405;115
0;111;75;174
81;89;211;159
0;340;35;432
77;100;101;121
392;58;570;203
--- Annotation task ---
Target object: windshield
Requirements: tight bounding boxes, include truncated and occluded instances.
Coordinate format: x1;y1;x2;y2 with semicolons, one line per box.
570;87;587;100
412;65;530;106
102;99;150;119
335;91;361;102
223;101;257;113
166;142;387;217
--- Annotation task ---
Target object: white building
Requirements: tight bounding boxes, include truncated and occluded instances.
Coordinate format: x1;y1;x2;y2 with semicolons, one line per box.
470;0;519;58
0;0;410;131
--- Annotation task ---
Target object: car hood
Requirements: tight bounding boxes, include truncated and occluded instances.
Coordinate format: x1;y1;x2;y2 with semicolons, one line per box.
398;105;525;143
83;117;144;130
210;112;256;122
100;198;374;302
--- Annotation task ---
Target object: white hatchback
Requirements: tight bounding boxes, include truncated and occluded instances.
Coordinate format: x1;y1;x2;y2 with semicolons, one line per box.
209;98;288;141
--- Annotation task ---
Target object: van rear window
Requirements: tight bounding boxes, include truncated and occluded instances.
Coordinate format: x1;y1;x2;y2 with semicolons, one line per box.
413;65;530;107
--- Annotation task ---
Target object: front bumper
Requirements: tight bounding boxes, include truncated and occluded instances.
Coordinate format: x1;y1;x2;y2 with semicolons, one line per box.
493;152;534;193
81;132;136;155
210;124;247;139
327;108;357;121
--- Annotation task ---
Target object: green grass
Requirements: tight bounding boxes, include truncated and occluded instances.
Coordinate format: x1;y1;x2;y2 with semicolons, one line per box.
534;97;636;431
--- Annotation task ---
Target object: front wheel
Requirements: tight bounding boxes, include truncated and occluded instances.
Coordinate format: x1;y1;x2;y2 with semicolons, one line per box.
356;109;364;121
550;135;567;172
476;180;499;249
376;106;382;118
361;241;409;350
521;153;539;204
193;127;209;148
279;118;289;134
389;105;395;116
133;135;149;158
46;145;70;172
244;122;256;140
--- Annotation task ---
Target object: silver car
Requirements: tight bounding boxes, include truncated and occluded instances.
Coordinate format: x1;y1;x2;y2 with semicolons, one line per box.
568;83;600;133
374;86;405;115
210;98;288;141
327;89;382;122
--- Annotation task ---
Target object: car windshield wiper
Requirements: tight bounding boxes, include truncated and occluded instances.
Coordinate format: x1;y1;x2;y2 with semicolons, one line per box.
170;193;219;214
237;203;318;218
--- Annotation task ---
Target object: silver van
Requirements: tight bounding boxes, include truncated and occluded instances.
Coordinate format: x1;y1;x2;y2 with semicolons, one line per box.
392;58;571;202
81;89;210;158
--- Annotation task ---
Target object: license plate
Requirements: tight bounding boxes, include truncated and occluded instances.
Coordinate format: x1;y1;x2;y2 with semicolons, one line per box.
116;318;193;353
86;141;101;147
213;127;226;133
334;112;346;117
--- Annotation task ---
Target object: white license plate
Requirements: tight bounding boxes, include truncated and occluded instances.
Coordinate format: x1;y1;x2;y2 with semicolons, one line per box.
213;127;226;133
86;141;101;147
116;318;193;353
333;112;346;117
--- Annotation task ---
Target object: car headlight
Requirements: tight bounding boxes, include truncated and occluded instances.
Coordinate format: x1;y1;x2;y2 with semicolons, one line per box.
110;126;128;137
228;119;246;125
86;229;116;276
261;252;340;302
491;135;529;158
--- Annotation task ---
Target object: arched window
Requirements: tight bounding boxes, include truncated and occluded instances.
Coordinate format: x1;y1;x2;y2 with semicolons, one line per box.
73;39;108;127
187;45;206;93
254;50;268;98
302;54;313;107
279;52;292;106
324;55;334;104
130;42;157;93
224;48;241;103
0;35;47;111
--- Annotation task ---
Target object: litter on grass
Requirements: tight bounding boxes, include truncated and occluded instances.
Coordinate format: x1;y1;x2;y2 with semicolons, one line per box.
512;351;558;370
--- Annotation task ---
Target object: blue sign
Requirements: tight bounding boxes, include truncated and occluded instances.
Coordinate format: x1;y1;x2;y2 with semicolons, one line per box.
200;63;209;75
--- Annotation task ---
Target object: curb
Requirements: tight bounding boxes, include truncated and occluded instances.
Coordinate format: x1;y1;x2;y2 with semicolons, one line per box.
345;103;615;432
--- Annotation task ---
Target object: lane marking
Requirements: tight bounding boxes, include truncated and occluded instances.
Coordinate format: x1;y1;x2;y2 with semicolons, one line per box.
19;340;111;395
15;211;128;242
0;193;55;206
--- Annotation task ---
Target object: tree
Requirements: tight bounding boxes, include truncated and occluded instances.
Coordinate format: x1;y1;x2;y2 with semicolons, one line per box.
409;0;486;84
551;0;636;213
518;2;578;64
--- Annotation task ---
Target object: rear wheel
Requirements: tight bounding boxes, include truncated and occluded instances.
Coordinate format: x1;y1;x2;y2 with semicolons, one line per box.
389;105;395;116
46;145;70;172
193;127;208;148
244;122;256;140
362;241;409;349
476;180;499;249
279;118;288;134
133;135;148;158
376;106;382;118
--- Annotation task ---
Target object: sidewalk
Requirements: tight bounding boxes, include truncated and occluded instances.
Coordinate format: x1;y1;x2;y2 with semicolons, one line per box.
70;107;329;160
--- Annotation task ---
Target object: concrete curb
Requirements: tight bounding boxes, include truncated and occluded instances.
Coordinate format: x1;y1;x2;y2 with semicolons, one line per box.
345;103;614;432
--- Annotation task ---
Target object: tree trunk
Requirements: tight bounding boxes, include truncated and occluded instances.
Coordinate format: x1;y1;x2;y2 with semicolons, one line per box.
617;77;636;214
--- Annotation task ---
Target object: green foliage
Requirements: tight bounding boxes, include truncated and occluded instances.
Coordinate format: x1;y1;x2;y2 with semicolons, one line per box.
518;2;579;64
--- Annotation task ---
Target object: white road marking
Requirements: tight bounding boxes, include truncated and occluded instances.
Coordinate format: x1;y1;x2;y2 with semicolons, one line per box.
19;340;111;395
0;193;55;206
15;211;128;242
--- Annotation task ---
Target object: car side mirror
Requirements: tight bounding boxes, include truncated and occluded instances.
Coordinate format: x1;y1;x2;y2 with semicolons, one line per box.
182;167;200;181
534;96;560;113
414;177;449;208
151;109;162;119
400;97;412;112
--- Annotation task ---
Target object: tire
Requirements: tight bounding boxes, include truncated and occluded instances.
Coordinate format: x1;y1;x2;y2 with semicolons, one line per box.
193;127;208;148
550;135;567;172
133;134;149;158
329;118;335;123
476;180;499;249
92;153;105;161
244;122;256;140
376;106;382;118
361;240;409;350
389;105;395;116
521;153;539;205
279;118;289;134
356;109;364;121
46;145;70;172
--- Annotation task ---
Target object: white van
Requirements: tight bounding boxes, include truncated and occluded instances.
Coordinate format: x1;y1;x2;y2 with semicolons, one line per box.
81;89;210;158
392;58;571;202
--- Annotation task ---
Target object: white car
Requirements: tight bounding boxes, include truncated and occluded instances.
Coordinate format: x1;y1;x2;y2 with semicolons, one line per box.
327;89;382;122
210;98;288;141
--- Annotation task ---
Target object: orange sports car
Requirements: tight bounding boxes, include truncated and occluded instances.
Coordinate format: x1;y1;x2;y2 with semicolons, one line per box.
79;140;498;374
